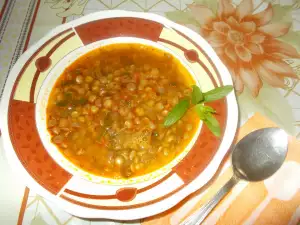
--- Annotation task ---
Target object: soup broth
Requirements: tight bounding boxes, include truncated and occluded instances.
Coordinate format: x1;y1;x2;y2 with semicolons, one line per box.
46;43;200;179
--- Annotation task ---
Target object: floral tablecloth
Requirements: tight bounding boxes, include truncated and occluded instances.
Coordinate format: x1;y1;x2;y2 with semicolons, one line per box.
0;0;299;224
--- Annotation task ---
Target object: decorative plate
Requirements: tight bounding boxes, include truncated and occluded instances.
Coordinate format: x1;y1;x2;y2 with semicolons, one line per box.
0;10;238;220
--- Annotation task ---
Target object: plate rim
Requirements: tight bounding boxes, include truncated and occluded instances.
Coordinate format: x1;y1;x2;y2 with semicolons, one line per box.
0;10;238;220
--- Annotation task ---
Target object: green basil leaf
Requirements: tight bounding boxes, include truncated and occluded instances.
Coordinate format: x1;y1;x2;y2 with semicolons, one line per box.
191;85;203;104
72;98;87;106
164;99;189;127
204;85;233;102
195;104;216;118
61;80;75;86
204;106;216;113
195;104;206;120
203;113;221;137
64;92;73;101
56;100;68;107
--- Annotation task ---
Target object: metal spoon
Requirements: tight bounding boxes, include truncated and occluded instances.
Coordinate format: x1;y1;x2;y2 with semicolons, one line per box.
181;127;288;225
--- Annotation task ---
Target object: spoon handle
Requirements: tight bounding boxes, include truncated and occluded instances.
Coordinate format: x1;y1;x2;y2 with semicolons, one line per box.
180;176;239;225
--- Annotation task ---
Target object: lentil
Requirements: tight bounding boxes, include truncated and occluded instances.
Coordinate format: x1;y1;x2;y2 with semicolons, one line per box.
46;43;200;179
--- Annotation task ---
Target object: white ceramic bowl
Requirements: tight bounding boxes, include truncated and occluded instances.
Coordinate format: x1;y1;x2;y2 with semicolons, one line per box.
35;37;203;185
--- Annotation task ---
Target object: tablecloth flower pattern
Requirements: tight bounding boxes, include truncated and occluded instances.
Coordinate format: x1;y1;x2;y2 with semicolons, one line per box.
188;0;299;97
166;0;300;135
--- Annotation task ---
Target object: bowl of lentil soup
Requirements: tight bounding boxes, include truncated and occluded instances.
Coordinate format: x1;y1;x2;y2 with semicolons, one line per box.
3;10;238;219
36;37;202;184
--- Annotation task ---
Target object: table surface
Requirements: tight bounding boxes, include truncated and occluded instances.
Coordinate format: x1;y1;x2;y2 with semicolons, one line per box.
0;0;300;224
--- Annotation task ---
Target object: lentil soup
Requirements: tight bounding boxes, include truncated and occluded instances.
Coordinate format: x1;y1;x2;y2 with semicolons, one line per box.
46;43;200;179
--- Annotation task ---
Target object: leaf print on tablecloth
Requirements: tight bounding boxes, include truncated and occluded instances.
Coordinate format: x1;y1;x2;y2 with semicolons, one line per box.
193;0;219;13
278;30;300;52
165;11;200;26
271;5;294;23
165;0;218;26
268;0;300;9
270;4;300;49
293;0;300;8
45;0;89;18
30;214;49;225
238;83;296;135
166;0;300;97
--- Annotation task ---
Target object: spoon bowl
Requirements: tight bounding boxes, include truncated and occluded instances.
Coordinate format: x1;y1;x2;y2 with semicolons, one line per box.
232;128;288;182
181;128;288;225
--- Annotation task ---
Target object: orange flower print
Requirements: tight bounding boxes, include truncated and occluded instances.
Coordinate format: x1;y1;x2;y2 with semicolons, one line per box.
189;0;300;97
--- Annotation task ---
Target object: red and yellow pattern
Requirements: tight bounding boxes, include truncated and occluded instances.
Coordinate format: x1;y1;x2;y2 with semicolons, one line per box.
6;16;231;215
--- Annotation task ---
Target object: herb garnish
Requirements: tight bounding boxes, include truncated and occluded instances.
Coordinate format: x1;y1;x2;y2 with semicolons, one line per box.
163;85;233;137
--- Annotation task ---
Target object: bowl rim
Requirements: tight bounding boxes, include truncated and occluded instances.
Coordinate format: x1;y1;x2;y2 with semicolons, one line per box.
0;10;238;220
35;36;203;185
